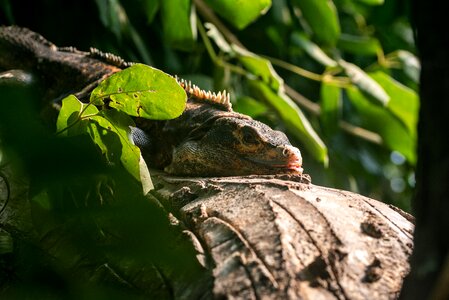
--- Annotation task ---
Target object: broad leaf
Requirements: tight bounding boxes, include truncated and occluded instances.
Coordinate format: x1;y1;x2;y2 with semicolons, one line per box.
292;0;340;46
91;64;186;120
339;60;390;106
338;34;381;56
346;87;416;164
161;0;196;50
90;110;153;190
204;0;272;29
248;79;328;165
233;45;282;91
291;32;337;67
234;96;268;118
370;71;419;136
320;82;342;136
57;95;153;192
57;95;99;136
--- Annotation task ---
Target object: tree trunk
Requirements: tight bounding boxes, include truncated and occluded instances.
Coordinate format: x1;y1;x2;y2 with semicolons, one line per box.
400;1;449;299
1;167;414;299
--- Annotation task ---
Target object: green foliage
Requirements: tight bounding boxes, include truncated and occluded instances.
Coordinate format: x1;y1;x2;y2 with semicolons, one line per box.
204;0;272;29
161;0;197;50
91;64;186;119
1;0;418;206
56;64;187;193
292;0;340;46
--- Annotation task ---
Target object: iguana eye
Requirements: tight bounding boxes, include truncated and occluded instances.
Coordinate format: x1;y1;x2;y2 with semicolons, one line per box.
241;127;259;144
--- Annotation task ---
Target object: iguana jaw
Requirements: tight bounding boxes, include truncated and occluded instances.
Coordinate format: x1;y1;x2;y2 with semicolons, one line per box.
244;145;303;174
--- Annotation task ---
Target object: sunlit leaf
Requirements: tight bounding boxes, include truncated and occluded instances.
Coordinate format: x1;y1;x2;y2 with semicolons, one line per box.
57;95;99;136
94;0;128;40
370;71;419;136
233;45;282;91
161;0;196;50
92;110;151;187
248;79;328;165
91;64;186;120
339;60;390;106
291;32;337;67
346;87;416;164
338;34;381;56
57;95;153;190
320;82;342;135
204;0;272;29
292;0;340;46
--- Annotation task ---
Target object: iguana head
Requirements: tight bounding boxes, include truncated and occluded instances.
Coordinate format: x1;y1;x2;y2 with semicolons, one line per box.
164;115;303;176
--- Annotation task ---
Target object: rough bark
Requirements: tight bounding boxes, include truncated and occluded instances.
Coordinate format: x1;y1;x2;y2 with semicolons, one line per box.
1;166;414;299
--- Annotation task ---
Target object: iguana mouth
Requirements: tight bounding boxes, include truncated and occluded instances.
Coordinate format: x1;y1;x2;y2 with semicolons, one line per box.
245;145;303;174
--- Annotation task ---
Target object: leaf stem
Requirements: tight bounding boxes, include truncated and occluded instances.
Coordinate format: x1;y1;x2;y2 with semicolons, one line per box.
55;101;98;136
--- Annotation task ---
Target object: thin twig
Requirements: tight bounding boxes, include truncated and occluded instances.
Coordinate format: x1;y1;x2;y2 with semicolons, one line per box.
339;121;382;145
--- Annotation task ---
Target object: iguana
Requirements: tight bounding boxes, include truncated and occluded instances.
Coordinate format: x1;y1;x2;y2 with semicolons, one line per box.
0;26;303;176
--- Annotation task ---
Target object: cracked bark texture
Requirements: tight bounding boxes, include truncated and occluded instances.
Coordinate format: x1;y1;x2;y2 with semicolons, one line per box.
1;168;414;299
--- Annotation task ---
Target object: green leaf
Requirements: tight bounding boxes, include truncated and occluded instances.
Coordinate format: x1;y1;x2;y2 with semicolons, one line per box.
144;0;160;23
204;0;272;30
346;87;416;164
339;60;390;106
320;82;342;135
370;71;419;136
233;45;282;91
91;64;186;120
161;0;196;50
354;0;384;5
57;95;100;136
247;79;328;165
292;0;340;46
291;32;337;67
338;34;382;56
56;95;153;191
91;110;152;189
234;96;268;118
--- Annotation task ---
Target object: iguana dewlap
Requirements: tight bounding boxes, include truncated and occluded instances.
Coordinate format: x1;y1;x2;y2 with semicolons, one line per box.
0;26;303;176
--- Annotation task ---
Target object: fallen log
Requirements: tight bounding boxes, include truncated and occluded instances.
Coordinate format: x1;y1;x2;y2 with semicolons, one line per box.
1;167;414;299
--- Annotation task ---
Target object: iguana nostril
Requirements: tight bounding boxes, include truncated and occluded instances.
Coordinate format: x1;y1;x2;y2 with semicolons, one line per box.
282;148;289;157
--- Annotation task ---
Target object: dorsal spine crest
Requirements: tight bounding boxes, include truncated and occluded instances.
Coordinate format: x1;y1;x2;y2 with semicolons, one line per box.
175;76;232;111
88;47;135;68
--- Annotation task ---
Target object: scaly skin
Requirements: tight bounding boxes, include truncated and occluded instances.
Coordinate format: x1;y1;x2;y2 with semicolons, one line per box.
0;25;303;176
